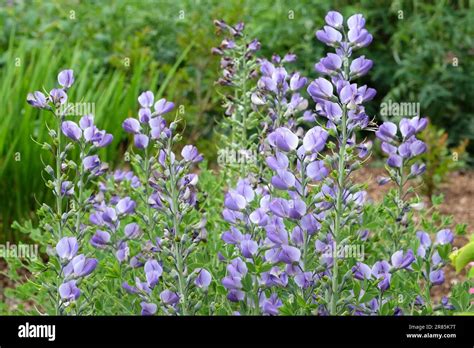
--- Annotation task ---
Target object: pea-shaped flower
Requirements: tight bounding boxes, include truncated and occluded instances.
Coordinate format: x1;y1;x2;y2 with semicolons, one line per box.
56;237;79;261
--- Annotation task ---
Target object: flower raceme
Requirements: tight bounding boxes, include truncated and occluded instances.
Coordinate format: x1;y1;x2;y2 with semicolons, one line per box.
26;69;113;313
305;11;376;315
90;90;212;315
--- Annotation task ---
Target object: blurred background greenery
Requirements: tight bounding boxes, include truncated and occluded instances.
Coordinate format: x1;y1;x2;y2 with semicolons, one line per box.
0;0;472;240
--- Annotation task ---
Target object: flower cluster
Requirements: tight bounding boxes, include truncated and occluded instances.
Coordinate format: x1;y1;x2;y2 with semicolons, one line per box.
56;237;97;303
27;69;113;314
213;20;261;180
213;20;260;88
221;179;287;315
122;91;174;150
220;121;333;314
19;12;471;318
376;117;427;176
107;91;211;315
304;11;376;315
252;54;308;132
416;229;454;287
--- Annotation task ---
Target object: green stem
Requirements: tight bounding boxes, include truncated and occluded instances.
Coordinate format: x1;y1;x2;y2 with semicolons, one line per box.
330;103;347;315
55;114;63;239
75;142;85;236
54;113;63;316
168;143;188;315
330;56;350;315
239;45;249;178
392;160;404;252
143;146;154;238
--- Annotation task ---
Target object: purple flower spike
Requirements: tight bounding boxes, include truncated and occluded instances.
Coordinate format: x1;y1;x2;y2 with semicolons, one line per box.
268;127;299;152
429;269;445;285
61;121;82;141
134;134;149;149
236;179;255;202
140;302;157;316
261;293;283;316
139;108;152;123
56;237;79;260
59;280;81;301
248;39;261;51
79;115;94;129
122;118;141;134
27;91;48;108
145;259;163;277
372;260;391;291
288;199;307;220
409;140;427;157
194;268;212;288
271;169;296;190
160;290;180;305
138;91;154;108
436;229;454;245
416;231;431;248
269;198;289;218
266;152;289;171
348;27;372;48
154;98;175;115
400;119;416;138
145;259;163;288
115;242;129;263
58;69;75;88
410;117;428;133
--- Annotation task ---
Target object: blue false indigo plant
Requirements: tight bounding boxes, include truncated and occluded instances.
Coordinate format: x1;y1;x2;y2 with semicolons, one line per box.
9;11;471;316
306;11;376;315
376;117;427;251
27;70;112;314
213;20;261;180
92;91;211;315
